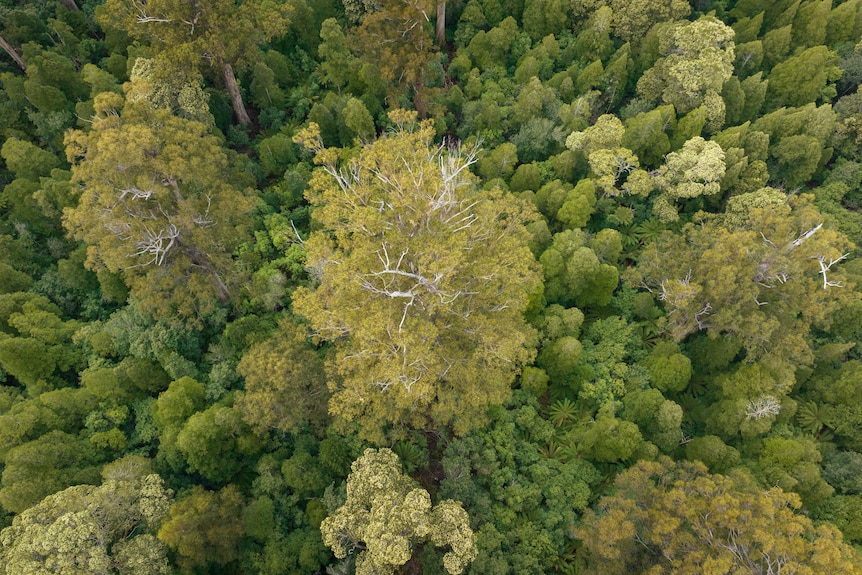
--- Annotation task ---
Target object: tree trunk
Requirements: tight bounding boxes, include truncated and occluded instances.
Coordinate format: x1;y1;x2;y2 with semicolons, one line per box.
436;2;446;46
0;36;26;71
210;269;231;304
189;245;232;304
222;63;251;126
58;0;80;11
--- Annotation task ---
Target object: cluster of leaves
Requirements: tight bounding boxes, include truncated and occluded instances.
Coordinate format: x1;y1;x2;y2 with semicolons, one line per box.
2;0;862;574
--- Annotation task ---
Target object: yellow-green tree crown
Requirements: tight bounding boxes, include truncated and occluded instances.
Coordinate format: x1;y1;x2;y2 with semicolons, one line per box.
293;110;542;442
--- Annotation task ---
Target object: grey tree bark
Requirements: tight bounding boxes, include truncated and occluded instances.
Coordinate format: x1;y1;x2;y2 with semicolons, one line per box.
0;36;26;70
436;2;446;46
222;63;251;126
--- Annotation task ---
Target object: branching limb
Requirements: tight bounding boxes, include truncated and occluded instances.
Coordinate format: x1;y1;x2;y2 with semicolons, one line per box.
816;253;849;289
745;395;781;420
192;195;213;227
789;223;822;249
128;223;180;266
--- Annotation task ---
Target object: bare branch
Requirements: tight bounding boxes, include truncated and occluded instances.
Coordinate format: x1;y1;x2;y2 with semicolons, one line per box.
128;224;180;266
760;232;776;247
136;16;172;23
816;253;849;289
191;195;213;227
789;223;822;248
694;302;712;329
745;395;781;420
0;35;26;70
117;186;154;201
289;219;305;245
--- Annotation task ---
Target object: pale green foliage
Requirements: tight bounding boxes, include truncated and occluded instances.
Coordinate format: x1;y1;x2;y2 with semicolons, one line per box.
637;17;735;131
0;472;172;575
566;115;653;197
573;0;690;43
635;196;853;366
577;457;862;575
321;448;477;575
607;0;690;42
293;112;541;441
583;145;645;193
651;137;726;222
566;114;624;156
125;58;211;124
112;535;171;575
724;188;787;227
63;93;255;322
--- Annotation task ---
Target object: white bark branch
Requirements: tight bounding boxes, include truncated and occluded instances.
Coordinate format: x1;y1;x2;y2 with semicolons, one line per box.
745;395;781;420
816;253;849;289
128;224;180;266
789;223;822;248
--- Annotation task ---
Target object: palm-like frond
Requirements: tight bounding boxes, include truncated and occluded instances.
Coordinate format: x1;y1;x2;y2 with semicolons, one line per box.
549;398;579;428
634;219;666;245
796;400;831;435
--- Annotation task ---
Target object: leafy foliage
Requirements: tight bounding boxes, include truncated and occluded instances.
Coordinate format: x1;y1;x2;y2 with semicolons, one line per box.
293;111;541;441
321;448;477;575
577;457;862;575
3;1;862;573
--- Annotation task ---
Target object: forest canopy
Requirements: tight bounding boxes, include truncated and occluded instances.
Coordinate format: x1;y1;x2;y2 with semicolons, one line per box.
2;0;862;574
